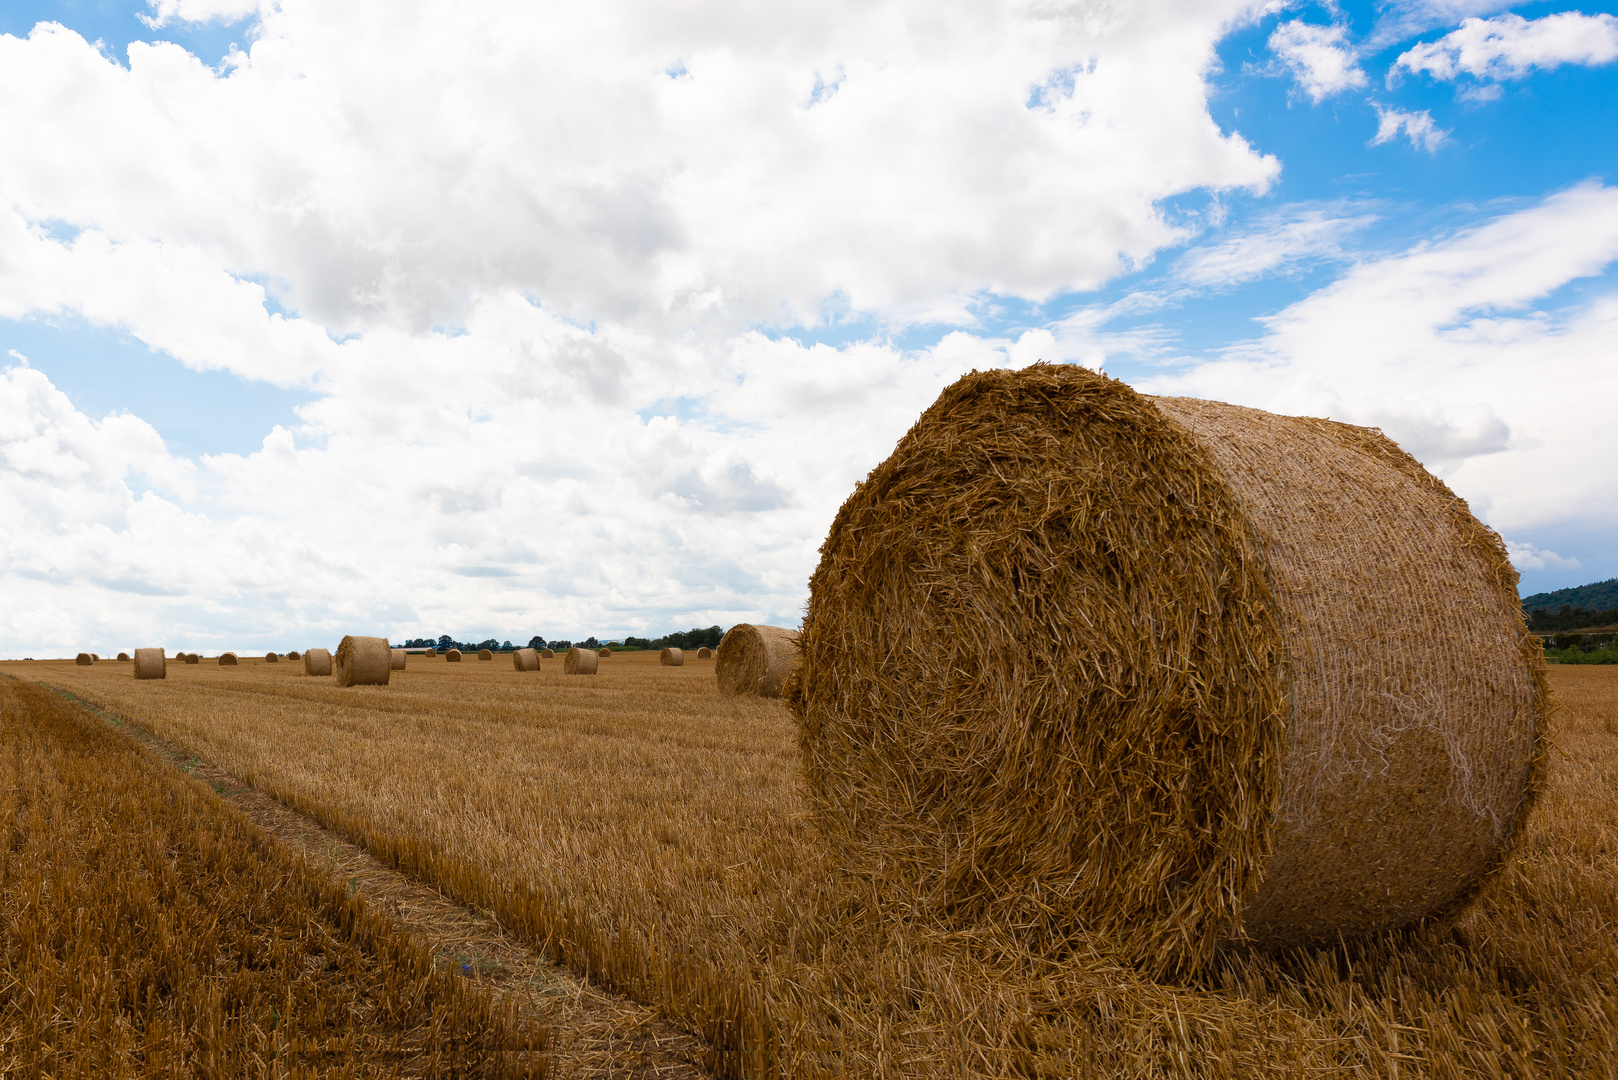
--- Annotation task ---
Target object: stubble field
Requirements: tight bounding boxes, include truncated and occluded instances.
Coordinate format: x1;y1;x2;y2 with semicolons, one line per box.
4;652;1616;1078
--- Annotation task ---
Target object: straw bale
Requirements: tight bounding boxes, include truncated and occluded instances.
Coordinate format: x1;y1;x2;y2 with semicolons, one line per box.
116;652;130;661
541;649;554;659
787;364;1548;977
445;649;461;662
335;635;391;687
478;648;492;660
183;653;200;665
91;654;100;661
75;653;93;666
303;648;333;677
598;647;612;658
132;648;166;680
390;648;407;670
716;624;800;698
563;647;598;675
286;650;300;660
265;652;279;663
218;653;238;666
660;647;684;666
426;648;436;657
513;648;540;671
697;647;713;659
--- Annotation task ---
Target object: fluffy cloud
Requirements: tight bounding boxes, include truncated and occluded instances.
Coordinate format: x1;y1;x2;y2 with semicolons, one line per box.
1369;104;1449;152
1393;12;1618;82
1268;21;1368;103
1141;182;1618;547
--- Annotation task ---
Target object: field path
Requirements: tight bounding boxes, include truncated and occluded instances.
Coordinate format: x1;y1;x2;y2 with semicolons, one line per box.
51;684;711;1080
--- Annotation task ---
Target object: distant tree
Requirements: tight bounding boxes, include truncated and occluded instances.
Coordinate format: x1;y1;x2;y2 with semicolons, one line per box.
551;639;572;650
622;636;649;650
437;634;454;650
528;635;546;650
502;640;513;650
583;636;600;649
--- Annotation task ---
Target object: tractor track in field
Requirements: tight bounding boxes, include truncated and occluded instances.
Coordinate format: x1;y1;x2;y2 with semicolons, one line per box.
43;682;712;1080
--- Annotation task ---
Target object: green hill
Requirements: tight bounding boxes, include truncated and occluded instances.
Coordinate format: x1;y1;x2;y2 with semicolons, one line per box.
1521;577;1618;613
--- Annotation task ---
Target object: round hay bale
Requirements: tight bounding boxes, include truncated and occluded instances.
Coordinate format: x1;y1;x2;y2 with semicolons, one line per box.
218;652;238;666
513;647;540;671
717;625;800;698
132;648;165;680
478;648;492;661
697;647;713;659
660;647;684;666
788;365;1548;976
183;652;200;665
390;648;407;670
303;648;332;677
75;652;93;666
446;648;462;662
91;653;100;661
425;648;436;657
265;652;279;663
286;650;300;660
116;652;130;661
563;647;598;675
540;648;554;659
597;647;612;658
335;635;391;687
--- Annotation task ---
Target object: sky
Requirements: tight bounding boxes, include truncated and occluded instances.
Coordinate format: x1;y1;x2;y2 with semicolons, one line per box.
1;0;1615;655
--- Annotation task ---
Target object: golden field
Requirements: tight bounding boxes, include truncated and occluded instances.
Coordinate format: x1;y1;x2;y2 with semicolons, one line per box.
3;652;1616;1078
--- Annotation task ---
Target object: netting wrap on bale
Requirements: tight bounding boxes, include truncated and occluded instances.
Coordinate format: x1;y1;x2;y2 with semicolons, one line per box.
132;648;165;680
563;647;597;675
390;649;407;671
660;647;684;666
335;636;391;687
513;648;540;671
303;648;332;677
787;364;1548;977
717;624;800;698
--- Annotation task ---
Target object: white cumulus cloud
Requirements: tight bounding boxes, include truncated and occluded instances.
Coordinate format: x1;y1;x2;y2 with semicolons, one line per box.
1268;20;1368;103
1369;104;1450;151
1394;12;1618;82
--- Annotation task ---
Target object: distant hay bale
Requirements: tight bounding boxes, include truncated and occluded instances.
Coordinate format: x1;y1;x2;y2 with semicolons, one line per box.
218;653;238;666
75;652;93;666
478;648;492;661
788;364;1548;977
303;648;332;677
563;647;598;675
117;652;130;661
390;649;407;670
513;648;540;671
660;647;684;666
265;652;279;663
540;649;554;659
594;647;609;658
696;647;712;659
425;648;436;657
287;650;300;660
183;653;200;665
716;625;800;698
132;648;165;681
335;635;391;687
446;649;462;662
91;654;100;661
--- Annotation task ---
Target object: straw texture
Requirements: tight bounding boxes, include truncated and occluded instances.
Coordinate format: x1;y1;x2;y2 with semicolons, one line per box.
335;635;391;687
132;648;165;680
787;364;1546;977
563;647;598;675
513;648;540;672
716;624;800;698
660;648;684;667
303;648;332;677
75;653;92;666
218;653;238;667
390;649;407;670
446;649;462;663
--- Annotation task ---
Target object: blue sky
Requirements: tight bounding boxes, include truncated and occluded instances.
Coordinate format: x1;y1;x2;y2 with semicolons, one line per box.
0;0;1615;652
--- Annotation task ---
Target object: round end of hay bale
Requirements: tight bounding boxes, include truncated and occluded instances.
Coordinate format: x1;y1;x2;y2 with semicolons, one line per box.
390;648;407;671
562;647;598;675
659;647;684;666
716;624;799;698
182;652;199;664
335;635;391;687
788;364;1546;976
478;648;492;660
218;652;238;666
696;646;713;659
132;648;166;680
597;647;611;658
513;647;540;671
75;652;93;666
540;648;554;659
91;654;100;661
445;648;462;662
265;652;279;663
286;650;300;660
302;648;332;677
116;652;130;661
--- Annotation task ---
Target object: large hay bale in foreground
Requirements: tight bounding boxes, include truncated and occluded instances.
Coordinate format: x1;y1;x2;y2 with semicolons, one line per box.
696;647;712;659
335;636;391;687
303;648;332;677
75;653;93;666
218;653;238;666
717;625;800;698
132;648;165;680
513;648;540;671
563;647;597;675
660;647;684;666
478;648;492;661
446;649;462;663
390;649;407;670
788;365;1548;977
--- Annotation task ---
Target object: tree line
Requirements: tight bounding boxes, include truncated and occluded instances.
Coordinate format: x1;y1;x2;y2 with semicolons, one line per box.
1525;605;1618;632
399;625;724;652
